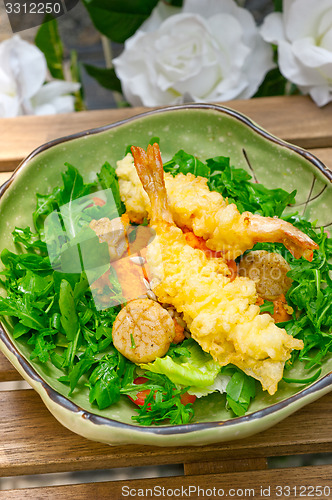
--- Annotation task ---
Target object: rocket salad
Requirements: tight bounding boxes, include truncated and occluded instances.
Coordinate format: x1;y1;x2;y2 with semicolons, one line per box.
0;142;331;426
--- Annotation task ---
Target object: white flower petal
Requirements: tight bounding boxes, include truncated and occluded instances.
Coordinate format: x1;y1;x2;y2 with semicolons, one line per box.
32;80;80;106
0;93;20;118
265;0;332;107
8;35;46;99
240;38;276;99
33;103;57;116
140;2;180;32
278;40;325;86
285;0;332;42
49;95;76;114
308;85;332;107
260;12;285;44
292;38;332;71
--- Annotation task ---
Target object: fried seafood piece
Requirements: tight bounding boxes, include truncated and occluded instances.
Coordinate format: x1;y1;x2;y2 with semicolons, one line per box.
112;299;175;363
131;143;304;395
89;216;127;261
116;154;318;261
238;250;293;301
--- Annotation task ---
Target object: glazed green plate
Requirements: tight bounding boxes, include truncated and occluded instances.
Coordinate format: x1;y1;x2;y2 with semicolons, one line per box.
0;104;331;446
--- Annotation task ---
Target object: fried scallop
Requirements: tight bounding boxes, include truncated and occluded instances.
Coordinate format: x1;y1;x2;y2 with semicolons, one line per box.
238;250;293;301
112;299;175;363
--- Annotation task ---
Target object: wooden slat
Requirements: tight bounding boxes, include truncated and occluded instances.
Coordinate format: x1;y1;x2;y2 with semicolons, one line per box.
1;96;332;171
184;457;268;475
0;353;22;382
0;389;331;477
0;171;11;185
0;465;331;499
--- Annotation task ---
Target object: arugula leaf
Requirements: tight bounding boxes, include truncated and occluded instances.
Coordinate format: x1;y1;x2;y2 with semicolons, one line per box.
164;150;210;178
259;301;275;315
225;369;256;417
97;161;125;215
28;329;57;363
88;356;121;409
68;348;96;395
12;227;47;254
58;163;96;206
0;295;47;330
59;280;79;341
123;372;194;425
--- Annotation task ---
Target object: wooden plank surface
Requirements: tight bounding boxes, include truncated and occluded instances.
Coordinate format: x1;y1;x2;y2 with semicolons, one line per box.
1;465;331;500
1;96;332;171
0;389;331;477
0;353;22;382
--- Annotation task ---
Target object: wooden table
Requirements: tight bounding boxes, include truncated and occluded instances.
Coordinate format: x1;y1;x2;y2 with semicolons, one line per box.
0;96;331;499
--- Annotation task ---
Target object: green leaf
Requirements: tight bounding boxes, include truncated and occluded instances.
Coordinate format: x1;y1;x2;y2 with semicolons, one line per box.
28;329;56;363
97;161;124;215
225;370;256;416
0;296;47;331
12;227;47;254
33;188;61;235
68;349;96;395
70;49;86;112
82;0;159;43
259;301;275;315
84;64;122;94
59;163;95;206
89;357;121;409
163;0;183;5
273;0;283;12
35;15;64;80
141;339;220;387
59;280;79;341
164;150;210;178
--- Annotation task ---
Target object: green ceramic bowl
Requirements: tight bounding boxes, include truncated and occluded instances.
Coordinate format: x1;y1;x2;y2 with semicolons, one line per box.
0;104;331;446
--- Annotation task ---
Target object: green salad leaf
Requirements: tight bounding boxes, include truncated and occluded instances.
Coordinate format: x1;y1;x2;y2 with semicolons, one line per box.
223;367;256;417
141;338;220;387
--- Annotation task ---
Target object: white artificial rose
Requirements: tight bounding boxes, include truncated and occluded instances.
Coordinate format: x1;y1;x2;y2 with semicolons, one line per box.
261;0;332;106
30;81;81;115
0;35;80;117
113;0;274;106
0;35;46;117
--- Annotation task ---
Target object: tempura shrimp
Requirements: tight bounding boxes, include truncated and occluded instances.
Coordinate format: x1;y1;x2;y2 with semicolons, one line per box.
112;298;175;363
116;153;318;261
131;143;303;395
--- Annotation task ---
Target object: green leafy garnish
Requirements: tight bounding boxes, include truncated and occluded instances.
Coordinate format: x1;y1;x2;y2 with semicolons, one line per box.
121;372;195;425
223;368;256;417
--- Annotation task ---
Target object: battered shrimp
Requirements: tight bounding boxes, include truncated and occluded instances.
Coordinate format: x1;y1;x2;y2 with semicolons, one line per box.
116;154;318;261
112;299;175;363
131;144;303;395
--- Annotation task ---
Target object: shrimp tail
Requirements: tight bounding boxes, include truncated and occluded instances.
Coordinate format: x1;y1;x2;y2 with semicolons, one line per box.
131;144;173;227
248;214;318;261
